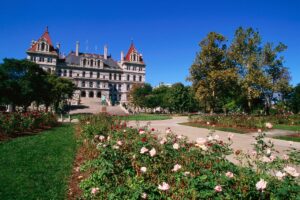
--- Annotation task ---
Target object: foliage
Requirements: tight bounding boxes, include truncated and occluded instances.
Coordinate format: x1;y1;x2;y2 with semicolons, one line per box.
188;27;292;114
0;124;77;200
128;83;198;113
118;114;171;121
0;111;57;135
0;58;76;112
188;32;239;113
78;115;299;199
289;84;300;114
189;114;300;130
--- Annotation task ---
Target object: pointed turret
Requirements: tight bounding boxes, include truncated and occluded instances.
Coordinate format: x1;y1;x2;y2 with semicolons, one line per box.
124;42;144;63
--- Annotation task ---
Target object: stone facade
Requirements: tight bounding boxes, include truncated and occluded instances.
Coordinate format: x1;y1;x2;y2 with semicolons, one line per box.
26;27;146;105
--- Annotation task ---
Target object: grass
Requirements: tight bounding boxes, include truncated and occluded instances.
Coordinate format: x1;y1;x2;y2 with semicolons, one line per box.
273;124;300;132
119;114;172;121
274;135;300;142
179;122;248;133
0;124;77;200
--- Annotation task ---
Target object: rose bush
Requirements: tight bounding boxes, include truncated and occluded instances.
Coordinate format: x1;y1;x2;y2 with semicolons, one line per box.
189;114;300;129
0;111;57;135
78;114;300;199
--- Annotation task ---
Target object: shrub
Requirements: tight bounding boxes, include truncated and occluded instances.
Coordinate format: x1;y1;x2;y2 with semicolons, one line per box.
78;115;300;199
0;111;57;135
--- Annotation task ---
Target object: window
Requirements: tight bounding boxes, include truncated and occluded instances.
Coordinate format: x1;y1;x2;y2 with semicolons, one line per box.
114;74;116;80
127;75;130;81
97;72;100;78
40;57;44;62
82;71;85;77
63;70;67;76
127;84;130;91
97;92;101;98
41;42;45;51
109;73;112;80
82;81;85;87
97;60;100;67
58;69;62;76
133;67;136;71
81;91;86;97
133;75;136;81
90;59;93;67
83;59;87;67
89;81;93;88
89;91;94;98
139;76;142;82
69;70;72;77
97;81;100;88
47;57;52;63
119;84;122;90
90;71;93;78
119;74;121;80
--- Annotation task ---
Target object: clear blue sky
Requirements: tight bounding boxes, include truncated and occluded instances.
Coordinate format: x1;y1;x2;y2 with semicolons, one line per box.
0;0;299;86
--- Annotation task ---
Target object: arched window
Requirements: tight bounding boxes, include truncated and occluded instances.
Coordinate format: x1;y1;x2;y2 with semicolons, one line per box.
109;73;112;80
83;59;87;67
82;81;85;87
127;75;130;81
63;70;67;76
97;72;100;78
90;59;94;67
97;60;100;67
119;74;121;80
81;91;86;97
97;92;101;98
41;42;45;51
89;81;93;88
114;74;116;80
133;75;136;81
139;76;142;82
90;71;93;78
133;54;136;61
82;71;85;77
89;91;94;98
69;70;72;77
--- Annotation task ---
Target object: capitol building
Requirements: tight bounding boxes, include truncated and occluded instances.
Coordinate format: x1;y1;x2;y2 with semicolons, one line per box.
26;27;146;105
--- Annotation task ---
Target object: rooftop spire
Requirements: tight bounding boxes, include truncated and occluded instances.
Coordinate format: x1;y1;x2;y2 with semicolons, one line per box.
45;26;49;33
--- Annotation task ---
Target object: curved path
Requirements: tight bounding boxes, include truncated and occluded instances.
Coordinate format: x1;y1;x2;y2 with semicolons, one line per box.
128;116;300;158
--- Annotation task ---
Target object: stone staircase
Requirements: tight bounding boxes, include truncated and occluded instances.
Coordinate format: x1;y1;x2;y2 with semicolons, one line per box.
70;98;127;115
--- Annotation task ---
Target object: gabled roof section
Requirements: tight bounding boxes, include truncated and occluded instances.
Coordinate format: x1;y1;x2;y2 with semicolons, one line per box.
27;27;57;55
124;42;144;64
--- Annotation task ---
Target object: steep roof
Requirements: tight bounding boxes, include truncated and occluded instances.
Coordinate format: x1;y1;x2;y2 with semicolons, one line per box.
27;27;57;55
124;42;144;64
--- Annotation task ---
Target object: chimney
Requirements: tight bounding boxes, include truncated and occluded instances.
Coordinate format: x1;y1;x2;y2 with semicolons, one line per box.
76;41;79;56
104;45;108;59
31;40;35;48
120;51;124;62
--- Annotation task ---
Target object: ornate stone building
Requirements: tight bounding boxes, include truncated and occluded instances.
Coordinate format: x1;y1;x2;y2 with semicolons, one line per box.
26;27;146;105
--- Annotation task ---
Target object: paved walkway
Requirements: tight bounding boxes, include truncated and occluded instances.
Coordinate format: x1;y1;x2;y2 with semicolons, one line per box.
128;117;300;156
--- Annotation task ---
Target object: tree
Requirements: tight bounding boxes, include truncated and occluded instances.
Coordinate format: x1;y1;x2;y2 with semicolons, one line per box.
46;75;76;112
262;42;292;113
128;83;152;110
0;58;48;110
289;84;300;113
188;32;238;113
228;27;269;113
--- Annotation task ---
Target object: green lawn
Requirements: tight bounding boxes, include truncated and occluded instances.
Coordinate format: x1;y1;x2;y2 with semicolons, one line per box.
0;124;77;200
273;124;300;132
119;114;172;121
179;122;247;133
274;135;300;142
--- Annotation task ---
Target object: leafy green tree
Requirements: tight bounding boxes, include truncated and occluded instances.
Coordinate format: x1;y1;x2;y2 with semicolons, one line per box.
46;75;76;112
0;58;48;110
188;32;238;113
289;84;300;113
128;83;152;110
229;27;269;113
262;42;292;113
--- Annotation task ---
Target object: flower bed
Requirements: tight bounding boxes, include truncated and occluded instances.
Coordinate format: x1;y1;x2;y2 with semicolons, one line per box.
77;114;300;199
0;111;58;135
189;114;300;130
